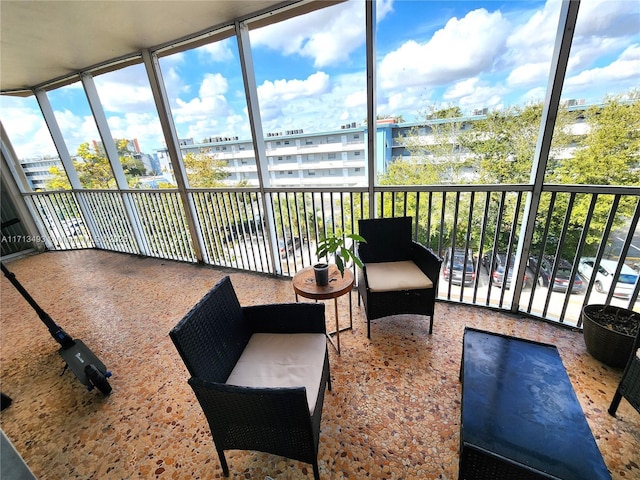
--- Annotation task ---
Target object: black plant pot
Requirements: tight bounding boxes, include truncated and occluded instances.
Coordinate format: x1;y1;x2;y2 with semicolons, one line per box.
313;263;329;286
582;304;640;368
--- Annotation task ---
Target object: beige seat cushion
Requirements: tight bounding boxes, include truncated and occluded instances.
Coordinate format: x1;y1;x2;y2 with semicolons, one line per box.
226;333;326;415
366;260;433;292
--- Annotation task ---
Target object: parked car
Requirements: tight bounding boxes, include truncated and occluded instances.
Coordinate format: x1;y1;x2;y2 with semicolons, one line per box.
443;249;476;286
578;257;638;298
279;236;303;258
528;256;583;293
482;252;530;289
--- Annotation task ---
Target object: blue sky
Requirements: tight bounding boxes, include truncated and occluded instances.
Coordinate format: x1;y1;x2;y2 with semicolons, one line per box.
1;0;638;159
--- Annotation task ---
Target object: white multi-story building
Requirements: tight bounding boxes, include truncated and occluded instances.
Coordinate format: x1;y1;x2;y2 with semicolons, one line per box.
19;156;63;191
156;123;372;187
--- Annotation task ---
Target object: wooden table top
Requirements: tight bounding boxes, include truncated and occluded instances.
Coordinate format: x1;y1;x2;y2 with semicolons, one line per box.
292;264;354;300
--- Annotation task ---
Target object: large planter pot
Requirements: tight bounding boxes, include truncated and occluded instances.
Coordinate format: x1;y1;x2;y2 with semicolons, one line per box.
581;304;640;368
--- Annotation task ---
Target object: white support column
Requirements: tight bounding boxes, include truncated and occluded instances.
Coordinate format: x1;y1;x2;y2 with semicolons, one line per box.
81;73;130;189
0;121;47;252
141;49;206;263
34;89;81;189
511;0;580;309
365;0;377;218
34;88;108;250
236;21;280;274
80;72;147;253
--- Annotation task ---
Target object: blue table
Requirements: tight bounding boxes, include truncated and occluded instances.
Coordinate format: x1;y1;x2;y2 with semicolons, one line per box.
460;327;611;480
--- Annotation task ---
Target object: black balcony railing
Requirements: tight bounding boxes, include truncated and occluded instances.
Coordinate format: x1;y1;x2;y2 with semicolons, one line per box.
19;183;640;327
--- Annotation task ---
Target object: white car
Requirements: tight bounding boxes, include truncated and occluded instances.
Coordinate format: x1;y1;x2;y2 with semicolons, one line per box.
578;258;638;298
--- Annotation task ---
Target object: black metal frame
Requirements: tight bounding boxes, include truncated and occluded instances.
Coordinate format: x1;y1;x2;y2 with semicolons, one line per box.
357;216;442;338
169;276;331;480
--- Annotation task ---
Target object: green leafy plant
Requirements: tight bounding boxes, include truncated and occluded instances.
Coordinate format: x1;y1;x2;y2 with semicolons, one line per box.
315;229;366;277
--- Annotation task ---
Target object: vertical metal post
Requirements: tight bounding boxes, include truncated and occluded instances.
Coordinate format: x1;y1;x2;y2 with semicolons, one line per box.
34;89;81;189
141;49;205;263
236;21;279;274
366;0;377;219
34;88;102;250
512;0;580;310
81;72;147;254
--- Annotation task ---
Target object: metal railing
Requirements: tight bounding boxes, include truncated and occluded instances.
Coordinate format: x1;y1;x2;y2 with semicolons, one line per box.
21;183;640;327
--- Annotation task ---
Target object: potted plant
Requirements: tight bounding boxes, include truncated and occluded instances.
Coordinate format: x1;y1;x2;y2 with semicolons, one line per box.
581;304;640;368
314;229;366;285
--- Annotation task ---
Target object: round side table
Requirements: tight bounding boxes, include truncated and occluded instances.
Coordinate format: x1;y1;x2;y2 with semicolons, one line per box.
292;264;354;354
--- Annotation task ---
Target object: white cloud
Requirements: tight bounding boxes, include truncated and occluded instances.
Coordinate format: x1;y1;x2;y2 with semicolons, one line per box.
105;112;164;153
574;0;640;38
444;78;506;111
565;44;640;88
256;70;365;133
199;73;229;97
257;71;331;121
379;9;510;89
519;87;547;105
506;62;551;87
174;73;231;123
505;0;559;64
251;0;392;68
96;81;155;114
344;90;366;109
0;98;58;158
94;64;156;114
198;40;234;63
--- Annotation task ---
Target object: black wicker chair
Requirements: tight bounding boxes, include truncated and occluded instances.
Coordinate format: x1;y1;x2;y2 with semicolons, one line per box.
169;276;331;480
608;327;640;417
357;216;442;338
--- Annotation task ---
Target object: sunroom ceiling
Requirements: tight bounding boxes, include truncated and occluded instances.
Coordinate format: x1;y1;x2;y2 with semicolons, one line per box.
0;0;309;93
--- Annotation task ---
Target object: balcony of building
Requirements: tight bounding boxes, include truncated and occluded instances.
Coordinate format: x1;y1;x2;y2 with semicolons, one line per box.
1;249;639;479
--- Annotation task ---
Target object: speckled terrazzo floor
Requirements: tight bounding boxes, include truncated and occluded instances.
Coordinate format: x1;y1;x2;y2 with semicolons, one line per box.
1;250;638;480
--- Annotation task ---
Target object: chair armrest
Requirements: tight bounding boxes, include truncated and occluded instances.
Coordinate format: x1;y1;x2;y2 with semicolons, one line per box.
411;242;443;283
242;303;326;334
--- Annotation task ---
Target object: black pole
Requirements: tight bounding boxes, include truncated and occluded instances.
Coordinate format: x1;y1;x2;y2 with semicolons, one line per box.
1;263;75;349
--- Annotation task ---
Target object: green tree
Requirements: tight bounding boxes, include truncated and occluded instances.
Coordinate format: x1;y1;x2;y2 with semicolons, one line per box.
183;150;229;188
541;91;640;258
74;142;117;188
46;165;72;190
547;92;640;186
46;138;148;189
387;105;471;185
460;103;575;184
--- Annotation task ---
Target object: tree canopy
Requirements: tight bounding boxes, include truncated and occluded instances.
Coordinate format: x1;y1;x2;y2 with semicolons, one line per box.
183;150;229;188
377;91;639;259
46;139;147;189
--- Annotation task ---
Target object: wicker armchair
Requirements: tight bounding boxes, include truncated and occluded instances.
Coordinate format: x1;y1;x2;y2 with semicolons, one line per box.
608;328;640;417
357;216;442;338
169;276;331;480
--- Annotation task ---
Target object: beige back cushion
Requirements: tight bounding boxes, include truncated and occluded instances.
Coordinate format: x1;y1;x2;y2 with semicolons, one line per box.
366;260;433;292
226;333;326;415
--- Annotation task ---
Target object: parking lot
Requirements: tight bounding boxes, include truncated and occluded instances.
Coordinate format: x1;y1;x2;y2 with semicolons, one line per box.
438;265;638;327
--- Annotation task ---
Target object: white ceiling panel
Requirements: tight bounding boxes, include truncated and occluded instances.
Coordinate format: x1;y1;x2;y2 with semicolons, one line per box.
0;0;295;92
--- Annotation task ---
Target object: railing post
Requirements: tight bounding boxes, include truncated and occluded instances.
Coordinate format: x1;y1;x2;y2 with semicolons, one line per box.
141;49;205;263
512;0;580;311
